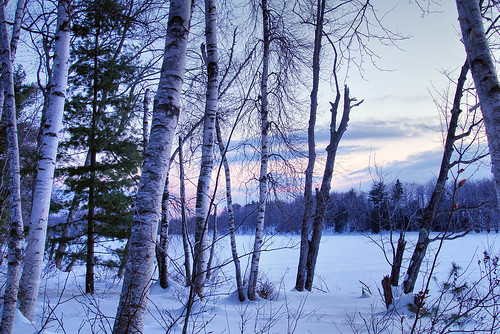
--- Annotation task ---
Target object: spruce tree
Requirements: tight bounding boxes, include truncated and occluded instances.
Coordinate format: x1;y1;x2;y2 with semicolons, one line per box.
56;0;143;291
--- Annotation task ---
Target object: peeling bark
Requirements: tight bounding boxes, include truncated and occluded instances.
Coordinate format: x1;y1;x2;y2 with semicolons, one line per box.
18;0;72;318
0;0;24;331
248;0;270;301
112;1;193;332
216;117;245;301
456;0;500;206
193;0;219;298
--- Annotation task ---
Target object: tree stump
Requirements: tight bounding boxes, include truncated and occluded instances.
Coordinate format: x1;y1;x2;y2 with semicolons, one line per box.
382;275;393;309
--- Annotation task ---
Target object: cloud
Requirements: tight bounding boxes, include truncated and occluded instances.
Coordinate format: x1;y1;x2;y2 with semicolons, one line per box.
314;117;440;143
339;148;492;192
369;94;430;104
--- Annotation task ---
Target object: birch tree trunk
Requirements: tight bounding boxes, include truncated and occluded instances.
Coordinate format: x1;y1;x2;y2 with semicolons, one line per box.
206;204;217;281
403;61;469;294
9;0;25;58
0;0;25;123
456;0;500;206
192;0;219;298
112;1;193;332
0;1;24;332
158;167;170;288
143;88;150;152
305;86;360;291
216;117;245;301
296;0;326;292
247;0;270;301
179;137;191;286
18;0;72;319
121;89;152;281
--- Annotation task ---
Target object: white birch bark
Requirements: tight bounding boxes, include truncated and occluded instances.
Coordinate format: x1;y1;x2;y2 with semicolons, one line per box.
216;117;245;301
0;0;25;125
158;166;170;288
143;88;150;152
0;1;24;332
179;138;191;286
456;0;500;206
206;204;217;281
9;0;25;58
192;0;219;298
17;0;72;319
112;1;193;332
247;0;270;301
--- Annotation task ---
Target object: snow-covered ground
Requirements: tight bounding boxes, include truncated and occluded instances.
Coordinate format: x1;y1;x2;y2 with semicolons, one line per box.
7;232;500;333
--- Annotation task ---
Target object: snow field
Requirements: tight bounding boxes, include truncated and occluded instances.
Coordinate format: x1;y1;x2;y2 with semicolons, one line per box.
6;232;499;333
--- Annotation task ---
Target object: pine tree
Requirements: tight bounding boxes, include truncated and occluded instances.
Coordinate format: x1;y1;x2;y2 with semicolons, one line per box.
56;0;143;291
369;181;389;233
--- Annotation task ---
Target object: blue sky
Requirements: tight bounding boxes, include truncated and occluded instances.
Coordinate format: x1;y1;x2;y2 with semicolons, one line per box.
18;0;491;204
213;1;493;204
314;0;493;192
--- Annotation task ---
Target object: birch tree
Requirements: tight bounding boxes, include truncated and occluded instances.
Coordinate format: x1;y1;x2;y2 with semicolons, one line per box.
17;0;72;320
192;0;219;298
0;0;24;331
247;0;270;301
143;88;151;151
0;0;25;123
158;167;170;288
456;0;500;206
112;0;193;331
216;117;245;301
179;138;192;286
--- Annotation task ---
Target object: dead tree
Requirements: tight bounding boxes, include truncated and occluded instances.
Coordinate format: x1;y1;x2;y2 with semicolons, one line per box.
403;60;487;294
296;0;326;292
305;84;362;291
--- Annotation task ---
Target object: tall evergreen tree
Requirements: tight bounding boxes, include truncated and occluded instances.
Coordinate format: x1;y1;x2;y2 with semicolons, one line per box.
57;0;143;291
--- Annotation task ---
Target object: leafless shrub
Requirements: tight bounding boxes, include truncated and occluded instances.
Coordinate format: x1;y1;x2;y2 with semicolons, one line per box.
256;274;278;301
346;248;500;334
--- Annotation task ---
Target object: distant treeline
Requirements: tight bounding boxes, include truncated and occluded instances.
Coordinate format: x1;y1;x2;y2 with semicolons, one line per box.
169;178;499;235
45;177;498;270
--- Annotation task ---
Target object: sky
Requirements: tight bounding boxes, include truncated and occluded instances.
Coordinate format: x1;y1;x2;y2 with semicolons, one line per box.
311;0;493;193
169;0;494;205
15;0;493;205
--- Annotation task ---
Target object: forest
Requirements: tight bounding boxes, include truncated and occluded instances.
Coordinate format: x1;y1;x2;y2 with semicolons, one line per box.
1;0;500;333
